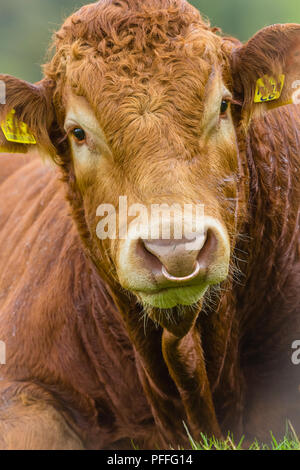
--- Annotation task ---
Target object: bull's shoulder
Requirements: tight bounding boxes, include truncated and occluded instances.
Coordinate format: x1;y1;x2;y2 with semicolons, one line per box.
0;152;36;186
0;151;84;324
0;152;67;232
0;152;89;371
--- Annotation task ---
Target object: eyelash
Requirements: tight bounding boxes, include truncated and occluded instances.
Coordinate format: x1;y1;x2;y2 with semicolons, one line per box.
221;97;242;117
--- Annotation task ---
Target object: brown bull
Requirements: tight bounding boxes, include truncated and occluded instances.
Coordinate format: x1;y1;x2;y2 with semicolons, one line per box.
0;0;299;450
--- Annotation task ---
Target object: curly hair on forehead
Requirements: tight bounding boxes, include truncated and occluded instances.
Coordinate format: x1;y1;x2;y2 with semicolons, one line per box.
43;0;223;82
52;0;209;49
42;0;229;136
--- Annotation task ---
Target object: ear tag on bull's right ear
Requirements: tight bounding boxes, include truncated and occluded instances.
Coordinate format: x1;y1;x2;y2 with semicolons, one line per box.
254;74;285;103
1;109;36;144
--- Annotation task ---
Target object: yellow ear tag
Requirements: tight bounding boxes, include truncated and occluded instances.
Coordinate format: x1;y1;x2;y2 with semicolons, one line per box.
254;74;285;103
1;109;36;144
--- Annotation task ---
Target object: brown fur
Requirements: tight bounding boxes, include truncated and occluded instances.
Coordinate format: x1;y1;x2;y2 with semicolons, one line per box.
0;0;299;449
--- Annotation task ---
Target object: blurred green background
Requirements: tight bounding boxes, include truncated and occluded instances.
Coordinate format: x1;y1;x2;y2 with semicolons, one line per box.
0;0;300;82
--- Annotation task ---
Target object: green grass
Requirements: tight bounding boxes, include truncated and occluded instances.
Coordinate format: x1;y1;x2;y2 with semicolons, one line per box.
131;421;300;450
183;421;300;450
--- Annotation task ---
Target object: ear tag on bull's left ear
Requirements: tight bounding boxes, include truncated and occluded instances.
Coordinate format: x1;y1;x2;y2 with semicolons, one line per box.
1;109;36;144
254;74;285;103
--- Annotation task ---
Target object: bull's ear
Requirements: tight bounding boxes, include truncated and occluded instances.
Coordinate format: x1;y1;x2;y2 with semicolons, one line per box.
231;24;300;122
0;75;56;156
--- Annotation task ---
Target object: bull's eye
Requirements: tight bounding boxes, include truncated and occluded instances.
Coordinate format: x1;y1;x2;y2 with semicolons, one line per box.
220;99;229;116
71;127;86;143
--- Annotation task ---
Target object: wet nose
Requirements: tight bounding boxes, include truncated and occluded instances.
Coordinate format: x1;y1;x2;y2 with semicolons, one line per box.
141;231;216;281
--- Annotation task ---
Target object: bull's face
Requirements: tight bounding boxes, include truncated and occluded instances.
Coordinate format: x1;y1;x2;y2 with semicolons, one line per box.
63;59;235;318
1;1;299;335
58;4;240;334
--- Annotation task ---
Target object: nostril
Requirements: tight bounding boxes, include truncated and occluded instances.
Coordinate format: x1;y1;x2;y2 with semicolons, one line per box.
136;239;163;276
139;239;165;274
137;238;164;272
196;229;218;268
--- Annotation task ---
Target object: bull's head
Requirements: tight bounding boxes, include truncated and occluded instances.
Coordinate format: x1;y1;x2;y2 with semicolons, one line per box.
1;0;299;336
